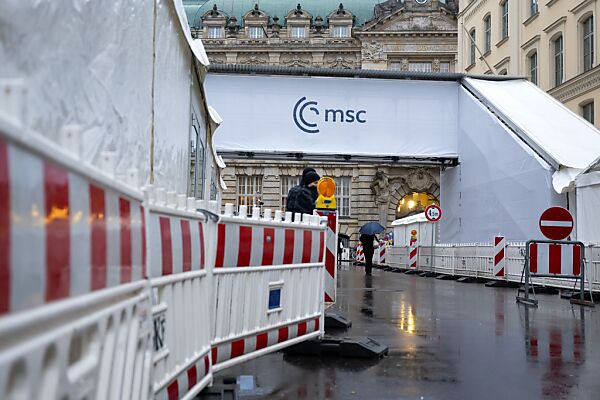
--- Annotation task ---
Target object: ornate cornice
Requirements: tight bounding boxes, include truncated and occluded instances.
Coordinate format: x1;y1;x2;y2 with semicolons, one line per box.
548;65;600;102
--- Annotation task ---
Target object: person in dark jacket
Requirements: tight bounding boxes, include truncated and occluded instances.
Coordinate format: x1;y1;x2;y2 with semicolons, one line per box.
287;170;320;217
360;233;377;275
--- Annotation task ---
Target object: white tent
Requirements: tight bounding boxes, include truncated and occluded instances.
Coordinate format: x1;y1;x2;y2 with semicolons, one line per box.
205;66;600;243
0;0;224;199
391;213;435;247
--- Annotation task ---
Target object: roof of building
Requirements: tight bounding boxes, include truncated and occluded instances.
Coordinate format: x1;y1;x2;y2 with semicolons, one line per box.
183;0;384;27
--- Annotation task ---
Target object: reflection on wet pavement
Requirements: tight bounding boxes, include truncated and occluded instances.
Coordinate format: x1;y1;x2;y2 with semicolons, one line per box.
208;264;600;400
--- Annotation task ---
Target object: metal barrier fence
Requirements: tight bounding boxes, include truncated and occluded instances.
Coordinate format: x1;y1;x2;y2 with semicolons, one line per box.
0;120;329;400
387;242;600;292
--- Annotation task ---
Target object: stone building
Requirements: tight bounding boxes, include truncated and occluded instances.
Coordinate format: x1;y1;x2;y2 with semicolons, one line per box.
183;0;458;245
458;0;600;129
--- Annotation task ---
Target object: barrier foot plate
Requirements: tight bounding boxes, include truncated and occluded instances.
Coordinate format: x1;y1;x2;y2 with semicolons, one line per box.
325;312;352;330
529;286;559;295
485;280;520;288
561;291;599;302
457;277;478;283
199;377;238;400
283;336;388;359
404;269;418;275
436;274;459;280
516;296;538;307
391;267;407;273
570;298;595;307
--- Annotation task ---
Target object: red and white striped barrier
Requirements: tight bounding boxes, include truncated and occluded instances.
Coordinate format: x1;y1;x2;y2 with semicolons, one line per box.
215;221;323;268
529;242;583;276
316;210;337;304
210;205;326;372
379;240;386;265
409;243;418;269
494;236;506;277
356;243;364;263
156;354;211;400
0;136;146;315
211;317;320;371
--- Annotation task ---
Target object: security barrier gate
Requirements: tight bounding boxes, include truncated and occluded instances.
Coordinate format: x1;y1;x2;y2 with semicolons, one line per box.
0;122;329;400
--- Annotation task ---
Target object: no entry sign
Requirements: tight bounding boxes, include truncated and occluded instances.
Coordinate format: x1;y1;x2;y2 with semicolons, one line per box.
425;204;442;222
539;207;573;240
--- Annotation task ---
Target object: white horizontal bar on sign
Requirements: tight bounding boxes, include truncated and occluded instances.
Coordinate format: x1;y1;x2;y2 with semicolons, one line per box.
540;220;573;227
212;331;321;374
150;269;207;286
218;215;326;231
0;280;147;339
148;204;207;222
211;312;322;346
213;263;323;274
0;117;143;201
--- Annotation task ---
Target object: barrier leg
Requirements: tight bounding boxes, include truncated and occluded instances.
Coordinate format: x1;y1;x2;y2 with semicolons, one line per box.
570;258;595;307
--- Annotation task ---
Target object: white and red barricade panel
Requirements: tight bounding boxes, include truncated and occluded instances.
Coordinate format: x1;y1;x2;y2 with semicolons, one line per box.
316;210;337;304
409;239;418;269
0;137;146;315
494;236;506;277
215;222;323;268
379;240;386;265
356;243;364;263
528;242;583;276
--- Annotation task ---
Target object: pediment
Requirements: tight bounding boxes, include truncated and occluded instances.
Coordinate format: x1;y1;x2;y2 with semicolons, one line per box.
362;9;457;32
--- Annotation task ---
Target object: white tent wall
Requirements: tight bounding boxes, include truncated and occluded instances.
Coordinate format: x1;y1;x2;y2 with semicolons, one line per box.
439;87;566;243
0;0;155;185
153;0;195;193
206;74;459;159
575;172;600;244
0;0;220;196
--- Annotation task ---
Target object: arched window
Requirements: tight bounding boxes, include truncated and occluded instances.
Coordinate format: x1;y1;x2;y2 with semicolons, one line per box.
553;35;564;86
501;1;509;39
469;28;476;65
529;51;538;85
582;16;594;71
483;15;492;53
395;192;439;220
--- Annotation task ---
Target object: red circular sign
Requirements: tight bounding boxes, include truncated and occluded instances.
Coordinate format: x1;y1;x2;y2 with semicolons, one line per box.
539;207;573;240
425;204;442;222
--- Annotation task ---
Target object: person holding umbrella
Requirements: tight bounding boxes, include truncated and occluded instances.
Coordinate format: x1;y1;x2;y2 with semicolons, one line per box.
359;221;385;275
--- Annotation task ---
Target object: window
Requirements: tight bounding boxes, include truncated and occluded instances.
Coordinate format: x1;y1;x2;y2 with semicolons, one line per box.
484;15;491;53
237;175;263;214
290;26;306;38
334;177;351;217
583;16;594;72
396;192;438;220
469;29;476;65
529;51;538;85
583;102;594;124
501;1;509;39
409;62;432;72
554;35;564;86
248;26;264;39
207;26;223;38
389;62;402;71
440;62;451;73
331;25;349;38
189;107;205;199
280;176;300;211
530;0;538;16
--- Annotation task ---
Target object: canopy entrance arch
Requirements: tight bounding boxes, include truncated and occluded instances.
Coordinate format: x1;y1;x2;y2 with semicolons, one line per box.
205;65;600;243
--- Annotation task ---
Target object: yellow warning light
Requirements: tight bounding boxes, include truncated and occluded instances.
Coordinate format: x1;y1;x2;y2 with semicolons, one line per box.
316;177;337;210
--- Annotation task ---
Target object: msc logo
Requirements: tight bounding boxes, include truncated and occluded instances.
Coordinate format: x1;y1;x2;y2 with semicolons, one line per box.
293;97;367;134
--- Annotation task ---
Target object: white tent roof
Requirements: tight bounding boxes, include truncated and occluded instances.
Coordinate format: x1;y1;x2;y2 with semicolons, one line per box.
392;212;428;226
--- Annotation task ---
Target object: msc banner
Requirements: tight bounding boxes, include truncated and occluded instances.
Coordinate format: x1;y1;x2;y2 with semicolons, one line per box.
205;74;459;159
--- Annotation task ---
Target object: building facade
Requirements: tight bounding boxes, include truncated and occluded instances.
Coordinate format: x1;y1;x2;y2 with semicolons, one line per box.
185;0;459;70
184;0;458;244
458;0;600;128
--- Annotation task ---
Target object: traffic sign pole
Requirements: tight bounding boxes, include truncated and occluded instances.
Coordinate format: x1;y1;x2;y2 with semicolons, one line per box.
424;205;442;273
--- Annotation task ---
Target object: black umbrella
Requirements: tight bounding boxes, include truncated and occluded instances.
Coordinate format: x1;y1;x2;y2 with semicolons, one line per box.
359;221;385;235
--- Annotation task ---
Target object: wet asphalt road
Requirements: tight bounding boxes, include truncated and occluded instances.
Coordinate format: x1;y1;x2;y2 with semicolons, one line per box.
210;263;600;400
